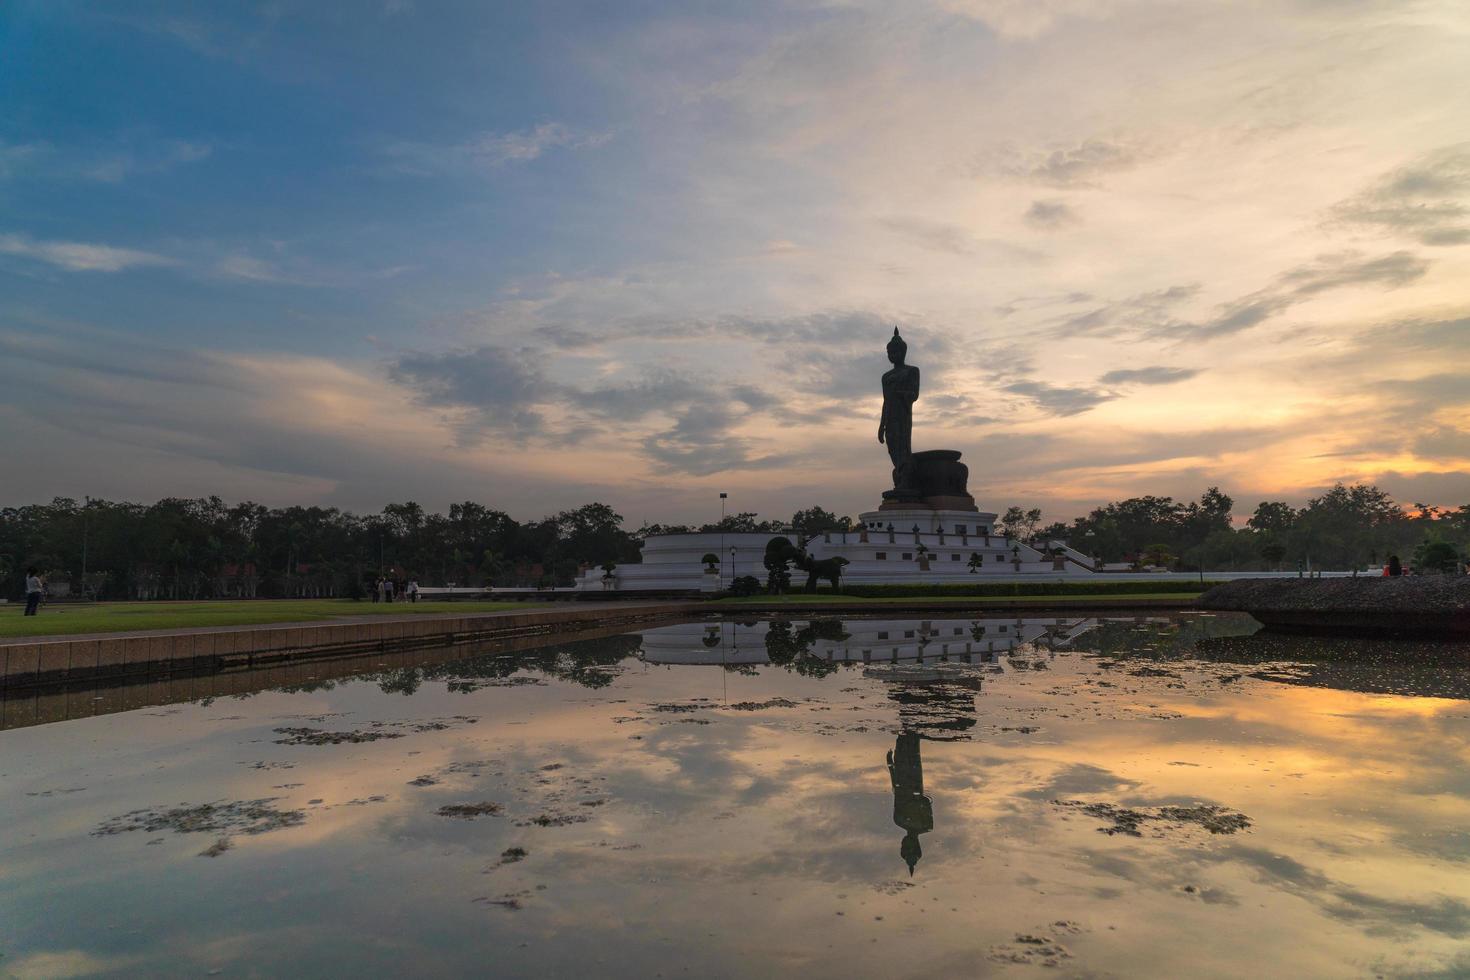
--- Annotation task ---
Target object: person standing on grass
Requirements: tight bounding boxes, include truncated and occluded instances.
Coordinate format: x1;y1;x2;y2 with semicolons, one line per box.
382;577;394;603
24;567;44;616
407;579;419;604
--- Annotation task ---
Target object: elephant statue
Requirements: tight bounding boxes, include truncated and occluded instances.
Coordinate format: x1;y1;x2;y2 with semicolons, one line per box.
764;536;850;593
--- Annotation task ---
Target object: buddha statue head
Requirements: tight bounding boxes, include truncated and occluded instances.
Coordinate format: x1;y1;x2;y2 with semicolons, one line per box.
886;327;907;365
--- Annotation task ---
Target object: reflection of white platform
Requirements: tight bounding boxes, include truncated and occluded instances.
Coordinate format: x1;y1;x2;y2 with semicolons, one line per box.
577;507;1098;592
636;617;1100;666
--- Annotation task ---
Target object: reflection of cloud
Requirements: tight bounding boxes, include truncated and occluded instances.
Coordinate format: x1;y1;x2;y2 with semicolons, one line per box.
1220;845;1470;938
1017;763;1139;799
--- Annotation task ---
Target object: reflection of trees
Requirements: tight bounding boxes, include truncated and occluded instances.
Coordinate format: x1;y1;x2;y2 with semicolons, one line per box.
1195;634;1470;700
360;633;647;694
763;618;850;678
377;667;422;696
1075;615;1258;661
884;676;981;740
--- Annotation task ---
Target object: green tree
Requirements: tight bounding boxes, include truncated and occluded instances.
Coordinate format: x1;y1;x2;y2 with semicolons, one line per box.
1413;539;1460;574
1140;543;1175;569
1248;501;1297;535
790;506;850;535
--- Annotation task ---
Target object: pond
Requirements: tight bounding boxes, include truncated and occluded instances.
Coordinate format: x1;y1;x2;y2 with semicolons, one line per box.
3;612;1470;977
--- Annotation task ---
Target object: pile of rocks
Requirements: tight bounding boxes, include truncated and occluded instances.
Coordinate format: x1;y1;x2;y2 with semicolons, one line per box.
1198;577;1470;636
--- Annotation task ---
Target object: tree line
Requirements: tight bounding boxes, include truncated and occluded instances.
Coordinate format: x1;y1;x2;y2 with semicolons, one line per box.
1029;484;1468;573
3;483;1465;601
0;498;872;601
1;498;644;600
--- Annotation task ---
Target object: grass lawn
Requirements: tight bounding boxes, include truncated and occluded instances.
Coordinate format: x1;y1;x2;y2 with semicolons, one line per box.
0;599;531;638
715;592;1201;605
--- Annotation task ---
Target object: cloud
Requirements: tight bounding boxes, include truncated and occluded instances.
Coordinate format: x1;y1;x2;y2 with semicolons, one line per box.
1161;251;1429;342
0;137;210;183
1003;379;1117;417
879;216;1044;261
1024;199;1080;230
640;404;793;476
940;0;1152;40
1378;372;1470;407
1333;144;1470;246
1048;284;1199;340
1001;137;1142;187
879;216;977;255
213;254;323;286
388;345;548;440
380;123;613;176
974;342;1038;377
1360;469;1470;504
572;371;707;421
0;233;175;272
1412;428;1470;461
1098;366;1199;386
0;141;48;178
385;343;794;472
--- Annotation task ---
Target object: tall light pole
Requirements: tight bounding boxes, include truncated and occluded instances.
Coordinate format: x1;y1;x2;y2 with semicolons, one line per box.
719;492;728;589
81;495;90;598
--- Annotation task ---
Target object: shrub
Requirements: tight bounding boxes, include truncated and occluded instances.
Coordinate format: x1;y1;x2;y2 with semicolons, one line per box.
729;575;762;597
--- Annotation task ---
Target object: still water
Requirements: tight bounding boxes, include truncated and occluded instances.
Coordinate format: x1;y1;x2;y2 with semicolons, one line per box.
3;613;1470;978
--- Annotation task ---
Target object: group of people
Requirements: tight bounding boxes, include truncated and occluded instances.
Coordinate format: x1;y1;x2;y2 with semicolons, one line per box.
370;576;420;603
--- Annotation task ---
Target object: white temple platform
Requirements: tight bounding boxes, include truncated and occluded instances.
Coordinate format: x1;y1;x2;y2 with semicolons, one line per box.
575;506;1100;592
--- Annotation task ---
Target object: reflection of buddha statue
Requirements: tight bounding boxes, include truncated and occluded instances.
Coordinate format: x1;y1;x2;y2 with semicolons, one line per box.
887;732;933;875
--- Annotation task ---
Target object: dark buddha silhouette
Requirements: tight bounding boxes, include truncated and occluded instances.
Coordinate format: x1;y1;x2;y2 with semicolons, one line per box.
878;327;920;500
887;732;933;876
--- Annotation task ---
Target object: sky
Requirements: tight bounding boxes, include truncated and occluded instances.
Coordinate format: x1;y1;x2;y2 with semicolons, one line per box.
2;0;1468;527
